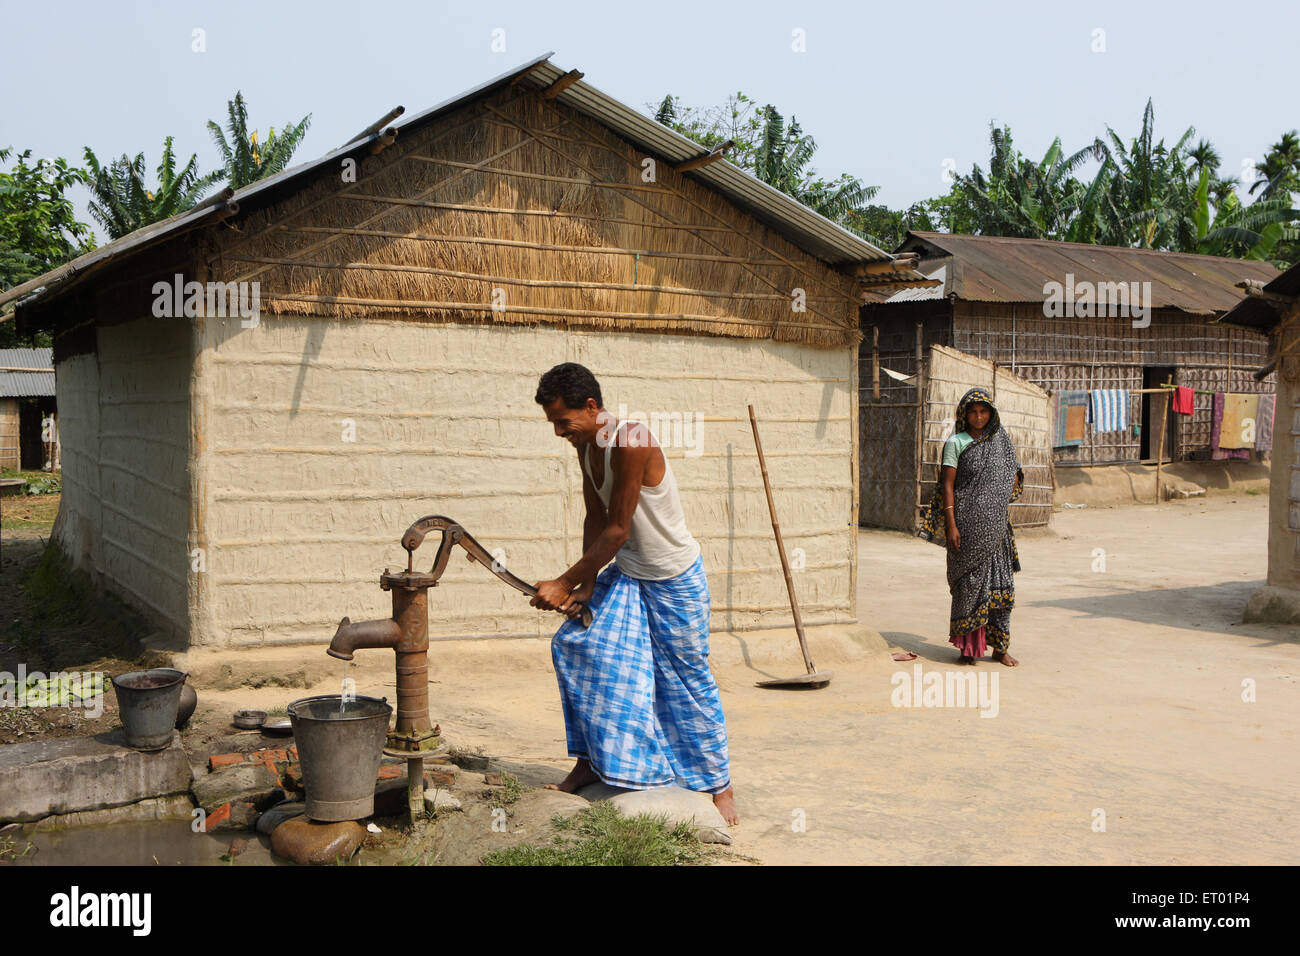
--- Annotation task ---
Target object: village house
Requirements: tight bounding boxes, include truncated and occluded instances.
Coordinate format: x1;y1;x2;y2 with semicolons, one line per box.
858;231;1280;531
0;54;929;649
0;347;58;472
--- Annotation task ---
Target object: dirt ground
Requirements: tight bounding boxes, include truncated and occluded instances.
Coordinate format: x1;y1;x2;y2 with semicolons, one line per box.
6;491;1297;865
368;491;1295;866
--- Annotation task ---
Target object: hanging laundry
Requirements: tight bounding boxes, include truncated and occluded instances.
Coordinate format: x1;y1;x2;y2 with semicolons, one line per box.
1218;393;1259;450
1171;386;1195;415
1210;392;1251;460
1088;389;1128;433
1256;393;1276;451
1054;390;1088;446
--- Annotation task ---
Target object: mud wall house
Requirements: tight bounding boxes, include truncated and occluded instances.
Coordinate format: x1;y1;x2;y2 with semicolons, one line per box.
1218;262;1300;623
0;54;929;649
858;231;1279;530
0;347;58;472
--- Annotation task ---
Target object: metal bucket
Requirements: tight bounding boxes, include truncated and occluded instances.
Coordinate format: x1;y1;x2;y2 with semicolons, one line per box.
288;695;392;822
111;668;187;750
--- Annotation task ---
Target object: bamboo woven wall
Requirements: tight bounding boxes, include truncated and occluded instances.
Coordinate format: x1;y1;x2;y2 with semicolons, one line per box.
922;346;1053;528
210;82;861;348
859;301;951;529
949;301;1275;465
0;399;18;470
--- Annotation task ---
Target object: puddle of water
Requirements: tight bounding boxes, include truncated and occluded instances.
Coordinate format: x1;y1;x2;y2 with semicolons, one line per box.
9;819;283;866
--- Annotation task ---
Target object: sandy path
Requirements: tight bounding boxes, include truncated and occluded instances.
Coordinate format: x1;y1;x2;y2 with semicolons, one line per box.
419;492;1296;865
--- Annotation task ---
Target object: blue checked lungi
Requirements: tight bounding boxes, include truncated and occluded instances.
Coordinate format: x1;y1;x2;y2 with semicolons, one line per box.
551;554;731;793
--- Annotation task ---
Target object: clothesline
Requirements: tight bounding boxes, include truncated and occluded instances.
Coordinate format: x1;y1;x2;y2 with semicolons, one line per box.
1158;384;1216;395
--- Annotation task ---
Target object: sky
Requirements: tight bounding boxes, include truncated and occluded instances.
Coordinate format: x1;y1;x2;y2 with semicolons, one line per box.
2;0;1296;243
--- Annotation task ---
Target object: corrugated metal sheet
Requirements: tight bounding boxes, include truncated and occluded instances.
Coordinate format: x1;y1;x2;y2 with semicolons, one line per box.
2;53;899;316
0;347;54;397
899;232;1282;314
885;261;949;302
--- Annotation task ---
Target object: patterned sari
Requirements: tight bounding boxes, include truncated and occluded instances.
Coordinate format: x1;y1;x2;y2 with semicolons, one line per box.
918;388;1023;655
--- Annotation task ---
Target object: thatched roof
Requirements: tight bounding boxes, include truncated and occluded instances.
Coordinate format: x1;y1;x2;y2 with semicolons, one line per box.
4;55;932;349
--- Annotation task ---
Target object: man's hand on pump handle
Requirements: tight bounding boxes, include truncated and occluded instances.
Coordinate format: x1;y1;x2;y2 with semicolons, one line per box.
532;577;595;619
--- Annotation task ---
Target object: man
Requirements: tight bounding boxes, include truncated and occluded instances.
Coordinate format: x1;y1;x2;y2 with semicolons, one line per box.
530;362;738;825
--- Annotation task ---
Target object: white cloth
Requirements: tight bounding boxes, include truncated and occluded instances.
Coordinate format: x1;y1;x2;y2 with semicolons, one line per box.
583;420;701;580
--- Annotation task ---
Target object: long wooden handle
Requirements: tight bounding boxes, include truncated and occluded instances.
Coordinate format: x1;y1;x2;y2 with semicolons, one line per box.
748;404;816;675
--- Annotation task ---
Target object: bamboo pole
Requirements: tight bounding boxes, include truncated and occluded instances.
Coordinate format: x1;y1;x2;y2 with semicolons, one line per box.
914;323;926;517
258;292;850;334
872;326;881;399
221;252;842;300
747;404;816;676
1155;373;1172;504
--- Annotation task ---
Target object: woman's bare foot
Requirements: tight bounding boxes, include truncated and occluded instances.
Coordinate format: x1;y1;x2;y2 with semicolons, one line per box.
713;786;739;825
544;757;600;793
957;654;975;665
992;651;1019;667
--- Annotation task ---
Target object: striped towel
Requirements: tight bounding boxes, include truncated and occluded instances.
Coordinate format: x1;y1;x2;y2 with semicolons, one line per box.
1088;389;1129;433
550;555;730;794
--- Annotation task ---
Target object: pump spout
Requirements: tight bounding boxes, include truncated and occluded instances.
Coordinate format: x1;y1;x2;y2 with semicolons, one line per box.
327;616;402;661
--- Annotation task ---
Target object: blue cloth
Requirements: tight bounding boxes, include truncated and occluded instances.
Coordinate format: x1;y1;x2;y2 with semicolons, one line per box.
551;554;731;793
1054;390;1088;447
1088;389;1128;433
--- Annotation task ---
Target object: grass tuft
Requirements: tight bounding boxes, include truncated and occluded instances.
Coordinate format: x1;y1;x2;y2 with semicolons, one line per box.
482;802;703;866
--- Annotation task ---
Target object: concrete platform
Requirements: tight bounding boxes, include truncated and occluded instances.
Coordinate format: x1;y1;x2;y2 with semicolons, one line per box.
0;729;193;824
1055;460;1270;508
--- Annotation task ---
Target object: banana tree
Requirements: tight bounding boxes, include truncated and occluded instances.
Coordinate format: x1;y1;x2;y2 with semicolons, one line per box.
208;91;311;190
83;137;223;239
1194;166;1297;261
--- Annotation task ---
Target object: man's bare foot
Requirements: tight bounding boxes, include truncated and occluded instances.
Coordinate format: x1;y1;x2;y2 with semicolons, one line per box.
544;757;600;793
713;786;739;826
992;651;1019;667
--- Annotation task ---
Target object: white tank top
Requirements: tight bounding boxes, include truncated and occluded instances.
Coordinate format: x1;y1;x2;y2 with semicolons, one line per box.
582;420;702;580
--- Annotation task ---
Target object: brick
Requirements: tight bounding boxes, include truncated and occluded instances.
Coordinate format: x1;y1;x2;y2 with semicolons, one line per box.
209;752;246;771
206;803;231;829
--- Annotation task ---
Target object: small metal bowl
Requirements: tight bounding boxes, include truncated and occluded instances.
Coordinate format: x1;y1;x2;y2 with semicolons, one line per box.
261;717;293;735
233;709;266;730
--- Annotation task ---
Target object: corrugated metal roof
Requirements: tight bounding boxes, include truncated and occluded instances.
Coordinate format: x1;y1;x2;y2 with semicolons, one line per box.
2;53;897;317
897;232;1283;314
885;261;949;302
0;347;54;397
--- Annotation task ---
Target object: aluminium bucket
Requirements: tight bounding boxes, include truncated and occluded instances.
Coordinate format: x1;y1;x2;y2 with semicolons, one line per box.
287;695;392;822
111;668;187;750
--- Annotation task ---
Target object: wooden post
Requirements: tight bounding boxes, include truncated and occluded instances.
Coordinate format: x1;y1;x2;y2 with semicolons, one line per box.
914;323;926;517
872;326;880;399
1155;374;1173;504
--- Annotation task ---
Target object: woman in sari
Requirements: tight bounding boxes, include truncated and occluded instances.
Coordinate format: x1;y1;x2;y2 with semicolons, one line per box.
918;388;1024;666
